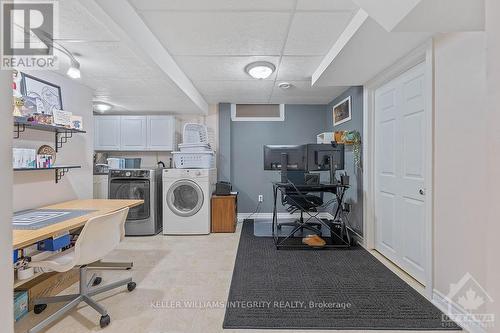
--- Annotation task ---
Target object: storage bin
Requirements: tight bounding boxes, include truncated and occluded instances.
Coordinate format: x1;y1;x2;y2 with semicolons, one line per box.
14;291;28;322
37;233;70;251
124;158;141;169
172;151;215;169
178;143;212;152
182;123;208;144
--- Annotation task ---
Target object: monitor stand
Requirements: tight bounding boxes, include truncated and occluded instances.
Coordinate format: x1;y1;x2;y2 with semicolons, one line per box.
329;154;337;185
280;153;288;183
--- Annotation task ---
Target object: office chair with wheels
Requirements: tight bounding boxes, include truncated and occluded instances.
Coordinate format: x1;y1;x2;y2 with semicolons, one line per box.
27;208;135;333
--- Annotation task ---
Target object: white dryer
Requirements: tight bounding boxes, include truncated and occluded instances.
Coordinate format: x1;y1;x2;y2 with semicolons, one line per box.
162;168;216;235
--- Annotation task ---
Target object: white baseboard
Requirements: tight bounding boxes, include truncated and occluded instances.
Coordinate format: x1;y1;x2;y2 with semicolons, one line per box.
432;289;488;333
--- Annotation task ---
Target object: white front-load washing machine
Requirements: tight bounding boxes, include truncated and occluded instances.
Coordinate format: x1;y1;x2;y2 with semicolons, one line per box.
162;168;216;235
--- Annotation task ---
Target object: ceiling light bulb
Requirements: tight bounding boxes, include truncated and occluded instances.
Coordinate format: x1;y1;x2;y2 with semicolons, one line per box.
93;102;113;112
245;61;275;79
66;60;81;79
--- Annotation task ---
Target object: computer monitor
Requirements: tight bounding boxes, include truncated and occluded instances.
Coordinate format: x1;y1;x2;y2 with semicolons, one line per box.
306;143;345;183
263;145;307;182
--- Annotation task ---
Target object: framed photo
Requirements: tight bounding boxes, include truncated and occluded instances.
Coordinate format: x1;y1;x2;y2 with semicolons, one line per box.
332;96;351;126
21;73;63;115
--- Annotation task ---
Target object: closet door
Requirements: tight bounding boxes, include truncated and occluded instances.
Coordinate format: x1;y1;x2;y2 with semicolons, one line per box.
374;62;427;284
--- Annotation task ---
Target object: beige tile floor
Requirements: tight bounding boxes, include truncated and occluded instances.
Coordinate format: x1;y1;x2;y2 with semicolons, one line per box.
15;223;463;333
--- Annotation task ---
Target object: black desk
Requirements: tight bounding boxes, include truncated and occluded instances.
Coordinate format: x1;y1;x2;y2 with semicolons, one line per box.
271;182;352;249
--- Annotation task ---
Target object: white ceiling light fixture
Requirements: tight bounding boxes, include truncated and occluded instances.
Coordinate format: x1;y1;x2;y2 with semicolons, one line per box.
93;101;113;113
245;61;276;79
278;82;292;89
66;59;81;79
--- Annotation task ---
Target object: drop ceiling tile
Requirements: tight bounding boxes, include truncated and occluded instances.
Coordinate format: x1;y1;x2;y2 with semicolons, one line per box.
277;56;323;81
109;95;199;113
284;12;354;55
57;0;118;41
174;56;280;81
270;81;348;104
139;12;291;55
296;0;358;11
129;0;295;11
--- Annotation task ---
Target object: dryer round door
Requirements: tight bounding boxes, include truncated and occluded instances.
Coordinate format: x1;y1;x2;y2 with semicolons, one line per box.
166;180;204;217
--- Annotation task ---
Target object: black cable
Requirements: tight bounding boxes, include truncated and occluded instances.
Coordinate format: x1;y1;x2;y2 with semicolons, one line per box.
242;201;262;222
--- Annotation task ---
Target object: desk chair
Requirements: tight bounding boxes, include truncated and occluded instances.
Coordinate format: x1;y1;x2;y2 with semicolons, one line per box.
27;208;136;333
278;172;323;235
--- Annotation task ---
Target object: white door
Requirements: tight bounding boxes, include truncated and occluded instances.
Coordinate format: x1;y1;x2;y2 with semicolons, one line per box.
374;62;428;284
94;116;120;150
120;116;147;150
147;116;175;151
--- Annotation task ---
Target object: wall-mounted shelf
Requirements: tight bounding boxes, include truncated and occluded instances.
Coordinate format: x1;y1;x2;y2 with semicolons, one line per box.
13;117;86;152
14;165;81;183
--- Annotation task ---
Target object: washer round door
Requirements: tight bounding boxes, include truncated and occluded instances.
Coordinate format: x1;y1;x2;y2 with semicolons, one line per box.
166;180;204;217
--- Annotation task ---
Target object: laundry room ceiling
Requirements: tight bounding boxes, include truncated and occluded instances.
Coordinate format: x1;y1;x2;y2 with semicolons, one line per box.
52;0;359;113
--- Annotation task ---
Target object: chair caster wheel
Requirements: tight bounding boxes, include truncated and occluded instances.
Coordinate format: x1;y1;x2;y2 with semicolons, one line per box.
34;304;47;314
92;277;102;286
100;314;111;328
127;282;136;292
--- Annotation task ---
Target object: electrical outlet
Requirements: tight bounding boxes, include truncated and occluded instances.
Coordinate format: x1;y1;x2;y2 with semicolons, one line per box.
258;195;263;202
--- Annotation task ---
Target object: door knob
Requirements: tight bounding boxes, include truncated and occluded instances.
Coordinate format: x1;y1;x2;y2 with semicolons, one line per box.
419;189;425;195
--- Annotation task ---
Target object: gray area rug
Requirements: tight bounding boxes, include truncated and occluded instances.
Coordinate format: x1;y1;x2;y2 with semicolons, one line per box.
223;220;461;330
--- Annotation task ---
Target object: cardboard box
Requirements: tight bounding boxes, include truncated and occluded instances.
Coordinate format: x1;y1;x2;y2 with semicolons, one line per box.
15;268;79;311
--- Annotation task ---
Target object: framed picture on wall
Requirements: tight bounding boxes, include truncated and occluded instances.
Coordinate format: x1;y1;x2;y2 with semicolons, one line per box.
332;96;351;126
21;73;63;115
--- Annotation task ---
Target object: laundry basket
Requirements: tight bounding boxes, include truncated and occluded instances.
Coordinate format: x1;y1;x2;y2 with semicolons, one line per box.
183;123;208;144
172;151;215;169
178;142;212;152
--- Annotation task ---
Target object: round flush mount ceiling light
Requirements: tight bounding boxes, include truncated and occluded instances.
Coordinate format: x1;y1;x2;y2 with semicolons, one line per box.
245;61;276;79
93;101;113;113
278;82;292;89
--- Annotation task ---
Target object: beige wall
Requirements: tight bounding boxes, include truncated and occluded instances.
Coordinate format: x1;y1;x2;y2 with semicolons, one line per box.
485;0;500;329
0;70;14;332
13;71;93;211
433;32;488;296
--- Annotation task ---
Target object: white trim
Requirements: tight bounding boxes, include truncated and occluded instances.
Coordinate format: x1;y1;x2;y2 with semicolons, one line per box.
432;289;487;333
332;95;352;126
363;40;434;298
230;104;285;122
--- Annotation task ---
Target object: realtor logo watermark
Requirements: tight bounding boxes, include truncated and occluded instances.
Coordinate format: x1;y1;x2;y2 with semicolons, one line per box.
442;273;495;329
1;0;59;70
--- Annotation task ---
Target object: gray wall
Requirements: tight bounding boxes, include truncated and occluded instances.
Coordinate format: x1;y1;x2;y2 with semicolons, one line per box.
326;86;364;235
218;91;364;236
219;104;328;213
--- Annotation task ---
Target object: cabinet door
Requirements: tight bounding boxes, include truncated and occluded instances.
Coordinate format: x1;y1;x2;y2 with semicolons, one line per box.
93;176;109;199
94;116;120;150
120;116;147;150
147;116;175;151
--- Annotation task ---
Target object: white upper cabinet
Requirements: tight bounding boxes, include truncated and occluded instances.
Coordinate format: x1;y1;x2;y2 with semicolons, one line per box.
94;115;176;151
94;116;121;151
147;116;175;151
120;116;147;150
